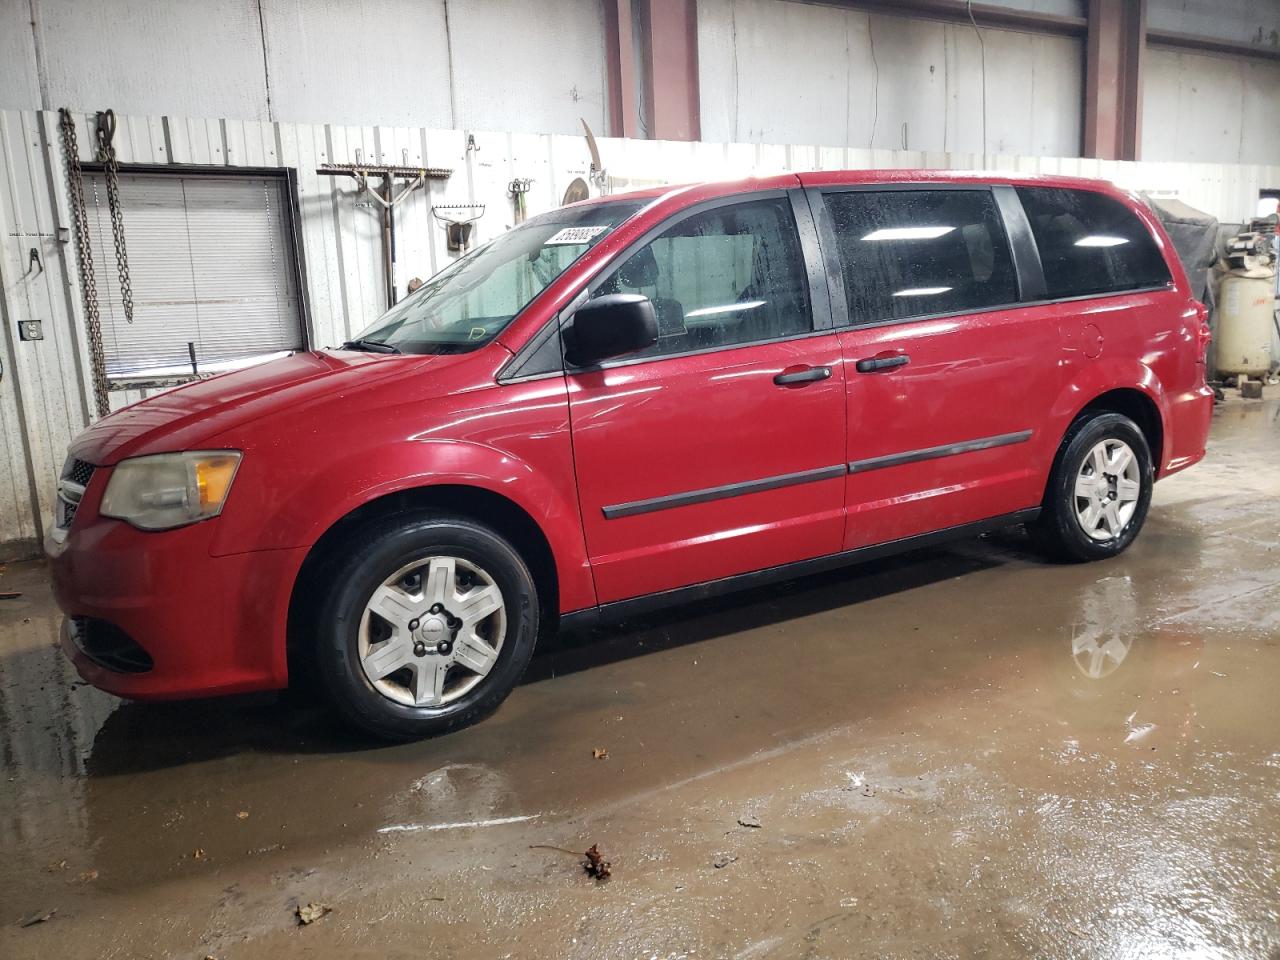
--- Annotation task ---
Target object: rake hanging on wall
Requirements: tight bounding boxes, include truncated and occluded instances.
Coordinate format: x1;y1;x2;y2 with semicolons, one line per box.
318;154;453;309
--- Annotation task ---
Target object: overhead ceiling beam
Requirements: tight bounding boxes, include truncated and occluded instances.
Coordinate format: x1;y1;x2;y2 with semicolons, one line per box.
797;0;1087;38
1147;27;1280;63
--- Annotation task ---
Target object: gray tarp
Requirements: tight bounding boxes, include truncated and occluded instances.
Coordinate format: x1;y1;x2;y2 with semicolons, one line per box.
1141;195;1221;298
1141;195;1238;382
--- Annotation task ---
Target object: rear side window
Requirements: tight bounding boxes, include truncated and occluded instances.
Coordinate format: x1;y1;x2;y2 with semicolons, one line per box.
593;196;812;359
1016;187;1171;299
822;189;1019;326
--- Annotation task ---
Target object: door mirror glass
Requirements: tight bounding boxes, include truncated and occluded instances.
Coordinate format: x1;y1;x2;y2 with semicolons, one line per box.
565;294;658;367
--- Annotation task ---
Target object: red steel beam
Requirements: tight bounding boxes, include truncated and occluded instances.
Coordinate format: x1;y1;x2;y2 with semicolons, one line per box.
641;0;701;141
801;0;1087;38
1147;27;1280;63
1084;0;1145;161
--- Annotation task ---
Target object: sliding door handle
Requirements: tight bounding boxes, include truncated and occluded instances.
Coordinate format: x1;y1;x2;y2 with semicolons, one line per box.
773;365;832;386
855;354;910;373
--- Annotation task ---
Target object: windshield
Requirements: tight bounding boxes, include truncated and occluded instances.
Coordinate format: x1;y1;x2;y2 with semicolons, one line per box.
348;200;644;354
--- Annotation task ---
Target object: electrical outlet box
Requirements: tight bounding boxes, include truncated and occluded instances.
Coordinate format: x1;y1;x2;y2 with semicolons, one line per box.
19;320;43;341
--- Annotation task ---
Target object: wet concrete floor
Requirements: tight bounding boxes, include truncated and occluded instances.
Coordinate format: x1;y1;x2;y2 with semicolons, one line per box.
1;398;1278;959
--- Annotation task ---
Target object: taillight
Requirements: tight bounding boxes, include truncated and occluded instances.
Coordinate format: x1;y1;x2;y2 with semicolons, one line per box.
1194;301;1211;363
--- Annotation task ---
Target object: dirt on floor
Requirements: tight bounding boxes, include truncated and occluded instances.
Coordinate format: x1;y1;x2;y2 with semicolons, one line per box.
1;398;1278;960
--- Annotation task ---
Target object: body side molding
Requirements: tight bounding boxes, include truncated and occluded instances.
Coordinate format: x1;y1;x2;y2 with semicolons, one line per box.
563;508;1041;628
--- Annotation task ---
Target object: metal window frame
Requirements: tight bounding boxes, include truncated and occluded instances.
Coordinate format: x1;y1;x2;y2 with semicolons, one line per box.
804;182;1029;331
77;162;313;371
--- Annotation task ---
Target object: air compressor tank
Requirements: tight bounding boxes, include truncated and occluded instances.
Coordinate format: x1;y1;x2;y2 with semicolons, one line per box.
1214;232;1276;378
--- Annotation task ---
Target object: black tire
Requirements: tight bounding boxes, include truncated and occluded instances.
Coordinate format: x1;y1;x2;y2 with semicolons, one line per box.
313;512;539;740
1032;412;1154;563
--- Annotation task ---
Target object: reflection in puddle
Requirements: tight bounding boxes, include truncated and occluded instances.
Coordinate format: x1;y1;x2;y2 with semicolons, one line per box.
1069;576;1137;680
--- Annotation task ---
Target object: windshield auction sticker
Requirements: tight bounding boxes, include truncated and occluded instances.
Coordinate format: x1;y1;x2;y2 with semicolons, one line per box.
545;225;609;245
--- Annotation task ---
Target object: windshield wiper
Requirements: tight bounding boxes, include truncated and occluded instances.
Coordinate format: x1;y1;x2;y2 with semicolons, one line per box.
340;337;401;354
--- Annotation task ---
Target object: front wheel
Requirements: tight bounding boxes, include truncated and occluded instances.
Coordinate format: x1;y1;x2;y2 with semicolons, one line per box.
314;514;540;740
1033;412;1154;563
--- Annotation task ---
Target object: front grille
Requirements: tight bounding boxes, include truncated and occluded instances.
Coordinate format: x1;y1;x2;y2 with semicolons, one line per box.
68;617;154;673
63;458;95;486
58;496;80;528
54;456;96;534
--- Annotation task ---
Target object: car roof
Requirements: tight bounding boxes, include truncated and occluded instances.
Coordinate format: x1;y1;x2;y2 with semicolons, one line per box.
569;169;1131;208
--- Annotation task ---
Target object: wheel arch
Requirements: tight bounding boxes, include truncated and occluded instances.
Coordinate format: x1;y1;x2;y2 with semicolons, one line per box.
1049;358;1168;478
286;484;566;686
1072;387;1165;477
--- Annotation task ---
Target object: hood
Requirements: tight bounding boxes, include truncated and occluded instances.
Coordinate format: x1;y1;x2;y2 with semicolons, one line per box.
69;350;438;466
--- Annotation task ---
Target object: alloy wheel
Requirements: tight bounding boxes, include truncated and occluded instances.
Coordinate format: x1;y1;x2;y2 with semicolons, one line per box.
1073;439;1142;542
357;556;506;707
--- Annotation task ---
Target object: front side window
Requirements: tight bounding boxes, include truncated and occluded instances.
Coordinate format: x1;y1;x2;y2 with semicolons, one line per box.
590;196;812;360
823;189;1019;326
1016;186;1172;299
352;200;643;354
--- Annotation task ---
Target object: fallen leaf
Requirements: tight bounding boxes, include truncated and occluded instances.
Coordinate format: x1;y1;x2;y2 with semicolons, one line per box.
713;854;738;869
296;902;332;925
18;908;56;928
236;811;249;820
737;814;762;829
191;848;207;861
592;748;608;760
583;843;611;881
77;870;98;882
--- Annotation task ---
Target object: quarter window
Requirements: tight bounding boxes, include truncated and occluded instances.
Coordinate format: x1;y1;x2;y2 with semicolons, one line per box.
592;197;812;359
823;189;1019;326
1016;186;1171;299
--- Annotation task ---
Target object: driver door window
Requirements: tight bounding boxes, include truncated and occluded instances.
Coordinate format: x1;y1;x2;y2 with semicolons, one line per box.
592;196;813;360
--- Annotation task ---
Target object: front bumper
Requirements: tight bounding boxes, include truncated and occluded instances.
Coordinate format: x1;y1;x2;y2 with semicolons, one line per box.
48;511;308;701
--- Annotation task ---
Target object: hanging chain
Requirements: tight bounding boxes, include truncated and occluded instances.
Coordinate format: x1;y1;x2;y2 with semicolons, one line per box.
58;108;111;418
95;110;134;325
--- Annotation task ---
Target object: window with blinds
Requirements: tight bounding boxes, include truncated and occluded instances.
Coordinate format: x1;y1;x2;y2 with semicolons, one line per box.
83;171;305;381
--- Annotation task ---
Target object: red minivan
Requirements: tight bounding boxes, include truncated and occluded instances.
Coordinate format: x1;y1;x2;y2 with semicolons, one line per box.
47;171;1214;739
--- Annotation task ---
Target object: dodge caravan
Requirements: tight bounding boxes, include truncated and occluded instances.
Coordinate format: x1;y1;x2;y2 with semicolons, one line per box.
48;171;1214;739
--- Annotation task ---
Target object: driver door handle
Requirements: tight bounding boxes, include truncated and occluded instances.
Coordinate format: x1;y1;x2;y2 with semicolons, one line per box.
773;365;832;386
855;354;910;373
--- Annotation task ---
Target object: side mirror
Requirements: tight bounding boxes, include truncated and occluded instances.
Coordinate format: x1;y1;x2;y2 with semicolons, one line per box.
565;294;658;367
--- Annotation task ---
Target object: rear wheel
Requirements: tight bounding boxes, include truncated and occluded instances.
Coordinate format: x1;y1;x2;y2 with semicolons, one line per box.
1033;412;1153;562
314;514;539;740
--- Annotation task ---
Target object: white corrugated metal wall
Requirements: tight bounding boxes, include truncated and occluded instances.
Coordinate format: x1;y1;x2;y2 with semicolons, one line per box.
3;106;1279;556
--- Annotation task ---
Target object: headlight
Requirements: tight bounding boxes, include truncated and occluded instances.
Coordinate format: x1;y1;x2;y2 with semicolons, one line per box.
100;451;242;531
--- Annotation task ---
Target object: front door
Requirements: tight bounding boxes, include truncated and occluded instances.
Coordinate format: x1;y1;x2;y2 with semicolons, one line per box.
565;193;848;604
808;185;1063;549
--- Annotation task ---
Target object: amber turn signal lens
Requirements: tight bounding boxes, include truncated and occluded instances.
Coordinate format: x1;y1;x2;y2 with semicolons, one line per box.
196;455;240;508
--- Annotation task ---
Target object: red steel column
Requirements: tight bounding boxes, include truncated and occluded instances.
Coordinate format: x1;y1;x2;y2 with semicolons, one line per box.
604;0;644;138
604;0;700;141
1083;0;1146;160
641;0;701;141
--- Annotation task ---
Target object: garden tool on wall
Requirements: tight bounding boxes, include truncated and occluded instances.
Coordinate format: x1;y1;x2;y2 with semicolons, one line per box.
583;119;608;193
563;119;609;206
433;205;485;252
318;149;452;309
509;178;533;224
